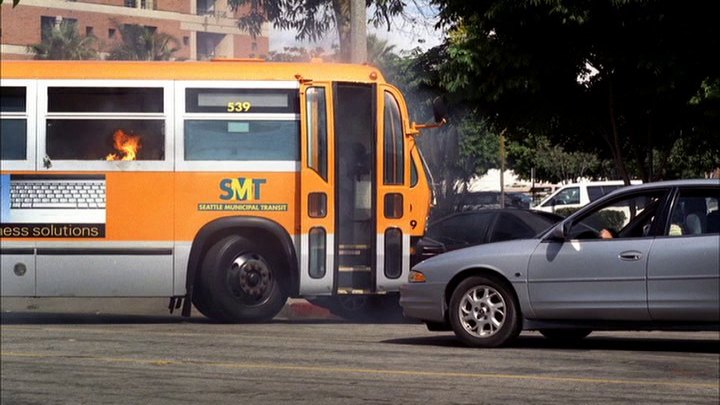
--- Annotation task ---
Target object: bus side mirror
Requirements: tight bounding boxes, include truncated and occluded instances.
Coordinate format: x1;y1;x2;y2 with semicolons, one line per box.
413;97;448;131
432;97;448;124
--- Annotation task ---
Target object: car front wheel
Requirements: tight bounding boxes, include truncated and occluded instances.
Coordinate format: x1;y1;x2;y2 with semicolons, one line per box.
449;276;521;348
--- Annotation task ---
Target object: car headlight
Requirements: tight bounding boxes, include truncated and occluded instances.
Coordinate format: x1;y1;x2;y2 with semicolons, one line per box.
408;270;426;283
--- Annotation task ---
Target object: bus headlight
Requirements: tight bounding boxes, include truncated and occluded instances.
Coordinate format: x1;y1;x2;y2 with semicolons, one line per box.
408;270;426;283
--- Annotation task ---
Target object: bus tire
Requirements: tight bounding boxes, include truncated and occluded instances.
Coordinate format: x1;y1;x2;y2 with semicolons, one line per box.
191;281;225;322
197;235;288;322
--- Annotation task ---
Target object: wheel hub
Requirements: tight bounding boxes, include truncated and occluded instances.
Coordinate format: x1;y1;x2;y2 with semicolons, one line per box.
458;285;506;338
229;254;272;301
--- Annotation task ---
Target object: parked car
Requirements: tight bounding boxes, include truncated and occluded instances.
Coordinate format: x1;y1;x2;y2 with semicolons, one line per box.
533;181;641;213
412;209;562;266
400;180;720;347
458;191;533;211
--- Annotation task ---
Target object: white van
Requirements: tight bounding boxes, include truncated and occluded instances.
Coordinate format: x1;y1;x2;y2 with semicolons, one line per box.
533;181;641;213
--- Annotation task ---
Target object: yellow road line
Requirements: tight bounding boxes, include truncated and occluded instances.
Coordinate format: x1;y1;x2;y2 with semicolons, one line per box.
2;351;717;390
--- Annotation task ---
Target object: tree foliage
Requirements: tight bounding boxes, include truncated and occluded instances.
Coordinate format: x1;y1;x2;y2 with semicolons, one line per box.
28;20;98;60
0;0;23;8
507;135;605;184
375;45;502;216
227;0;405;61
266;34;398;65
107;24;180;61
431;0;720;182
267;45;333;62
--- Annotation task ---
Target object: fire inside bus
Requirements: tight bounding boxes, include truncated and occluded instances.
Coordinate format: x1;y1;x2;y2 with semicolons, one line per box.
0;59;443;321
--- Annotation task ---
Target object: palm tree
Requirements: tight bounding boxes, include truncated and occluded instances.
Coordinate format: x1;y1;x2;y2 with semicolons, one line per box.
366;35;397;66
28;20;98;60
107;24;180;61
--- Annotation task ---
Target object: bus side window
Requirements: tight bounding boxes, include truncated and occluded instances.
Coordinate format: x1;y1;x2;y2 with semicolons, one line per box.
45;87;166;161
183;88;300;162
306;87;328;181
0;86;27;161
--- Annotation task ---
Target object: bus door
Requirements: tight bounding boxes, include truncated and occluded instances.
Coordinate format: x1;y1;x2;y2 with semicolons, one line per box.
375;85;414;293
300;83;417;295
333;83;377;294
299;83;336;294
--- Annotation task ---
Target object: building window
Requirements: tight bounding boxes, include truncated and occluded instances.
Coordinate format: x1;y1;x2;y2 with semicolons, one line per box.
86;26;94;36
41;16;78;40
183;36;190;46
108;28;116;39
196;32;225;60
197;0;216;15
124;0;154;9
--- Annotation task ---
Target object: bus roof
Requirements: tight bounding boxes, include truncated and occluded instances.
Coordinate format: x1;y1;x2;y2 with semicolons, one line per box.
0;60;386;83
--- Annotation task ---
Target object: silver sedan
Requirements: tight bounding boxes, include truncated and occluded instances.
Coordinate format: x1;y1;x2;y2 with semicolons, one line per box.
400;180;720;347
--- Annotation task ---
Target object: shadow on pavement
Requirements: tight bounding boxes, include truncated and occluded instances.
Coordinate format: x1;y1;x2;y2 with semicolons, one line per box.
382;333;720;354
0;311;361;325
0;312;192;325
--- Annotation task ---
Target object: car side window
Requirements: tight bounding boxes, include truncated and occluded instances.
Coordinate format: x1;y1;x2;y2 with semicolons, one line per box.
587;186;604;202
667;188;720;236
544;187;580;207
428;213;493;246
568;190;666;239
491;213;536;242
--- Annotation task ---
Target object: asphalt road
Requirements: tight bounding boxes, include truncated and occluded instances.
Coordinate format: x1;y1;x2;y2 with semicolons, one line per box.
1;300;719;404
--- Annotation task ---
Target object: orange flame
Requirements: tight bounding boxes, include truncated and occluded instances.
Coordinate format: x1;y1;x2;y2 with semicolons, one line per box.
105;129;141;161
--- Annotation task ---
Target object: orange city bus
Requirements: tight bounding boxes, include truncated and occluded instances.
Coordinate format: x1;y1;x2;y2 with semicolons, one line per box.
0;59;440;322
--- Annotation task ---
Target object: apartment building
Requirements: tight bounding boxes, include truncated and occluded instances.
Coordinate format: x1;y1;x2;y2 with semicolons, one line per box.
0;0;269;60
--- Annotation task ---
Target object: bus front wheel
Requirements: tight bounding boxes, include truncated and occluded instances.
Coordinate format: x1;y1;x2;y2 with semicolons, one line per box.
195;235;288;322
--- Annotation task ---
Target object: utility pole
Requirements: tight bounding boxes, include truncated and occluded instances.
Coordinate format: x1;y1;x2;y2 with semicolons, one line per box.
349;0;367;63
499;129;506;209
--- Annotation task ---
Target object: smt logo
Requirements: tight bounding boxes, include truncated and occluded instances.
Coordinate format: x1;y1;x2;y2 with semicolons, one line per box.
219;178;267;201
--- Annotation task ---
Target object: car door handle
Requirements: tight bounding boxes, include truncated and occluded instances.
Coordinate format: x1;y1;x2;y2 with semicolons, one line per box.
619;251;643;261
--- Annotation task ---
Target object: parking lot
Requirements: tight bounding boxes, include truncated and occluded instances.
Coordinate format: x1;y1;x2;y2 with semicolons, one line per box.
1;299;718;404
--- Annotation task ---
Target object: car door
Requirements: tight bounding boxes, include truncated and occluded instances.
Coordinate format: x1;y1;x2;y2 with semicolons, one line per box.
647;186;720;322
527;188;671;320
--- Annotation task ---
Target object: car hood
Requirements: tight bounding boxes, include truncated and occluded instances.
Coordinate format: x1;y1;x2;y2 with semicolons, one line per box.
411;238;542;283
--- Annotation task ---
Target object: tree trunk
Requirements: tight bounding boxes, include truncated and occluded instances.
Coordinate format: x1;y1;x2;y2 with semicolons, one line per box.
333;0;352;62
349;0;367;63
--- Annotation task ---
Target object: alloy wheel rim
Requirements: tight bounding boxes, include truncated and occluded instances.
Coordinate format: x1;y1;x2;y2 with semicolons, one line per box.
458;285;506;338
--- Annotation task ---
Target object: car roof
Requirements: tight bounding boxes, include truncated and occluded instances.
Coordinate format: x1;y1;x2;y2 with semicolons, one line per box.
615;179;717;191
428;208;548;225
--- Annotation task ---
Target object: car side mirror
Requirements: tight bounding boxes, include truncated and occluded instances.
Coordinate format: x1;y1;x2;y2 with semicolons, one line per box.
547;223;567;241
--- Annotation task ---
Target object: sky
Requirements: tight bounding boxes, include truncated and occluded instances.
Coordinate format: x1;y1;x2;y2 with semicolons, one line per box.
268;4;443;54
